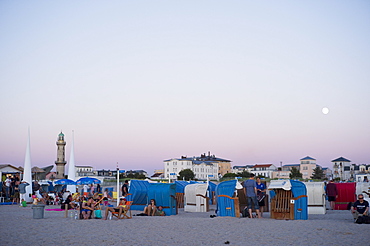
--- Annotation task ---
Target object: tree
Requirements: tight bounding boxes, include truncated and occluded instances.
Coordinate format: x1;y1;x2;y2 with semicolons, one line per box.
238;171;252;178
311;167;325;180
126;173;146;179
178;169;195;181
223;173;237;178
289;167;302;179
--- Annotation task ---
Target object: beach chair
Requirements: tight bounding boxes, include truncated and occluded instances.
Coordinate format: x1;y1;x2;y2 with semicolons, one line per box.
184;183;209;212
270;189;294;220
94;197;104;210
111;201;133;219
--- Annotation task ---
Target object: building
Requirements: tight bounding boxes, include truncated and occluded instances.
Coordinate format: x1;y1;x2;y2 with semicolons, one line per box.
164;152;231;180
126;170;147;176
55;132;67;179
75;165;95;177
251;164;277;178
96;169;118;177
332;157;352;180
271;156;322;180
151;169;164;180
0;164;22;180
322;167;333;180
271;164;299;179
299;156;318;179
231;165;254;174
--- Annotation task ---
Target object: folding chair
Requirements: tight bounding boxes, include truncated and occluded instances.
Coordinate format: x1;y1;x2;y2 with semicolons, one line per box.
112;201;133;219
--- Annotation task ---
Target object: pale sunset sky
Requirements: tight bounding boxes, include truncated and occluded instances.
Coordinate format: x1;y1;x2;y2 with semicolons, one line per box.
1;1;369;175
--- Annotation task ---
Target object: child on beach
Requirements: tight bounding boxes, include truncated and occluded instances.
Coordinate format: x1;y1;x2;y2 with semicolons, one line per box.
20;199;27;207
155;206;166;216
103;188;111;206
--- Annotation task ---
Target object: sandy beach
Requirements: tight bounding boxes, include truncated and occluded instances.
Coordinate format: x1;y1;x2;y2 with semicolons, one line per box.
0;203;368;246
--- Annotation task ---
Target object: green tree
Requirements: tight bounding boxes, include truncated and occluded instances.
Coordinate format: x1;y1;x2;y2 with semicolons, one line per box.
311;167;325;180
178;169;195;181
289;167;303;179
223;173;237;178
238;171;252;178
126;173;146;179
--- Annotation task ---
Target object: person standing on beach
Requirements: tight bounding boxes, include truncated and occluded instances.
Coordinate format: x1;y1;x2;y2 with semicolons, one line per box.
256;177;266;217
243;174;261;218
326;180;338;210
5;176;12;200
121;180;129;197
18;180;29;203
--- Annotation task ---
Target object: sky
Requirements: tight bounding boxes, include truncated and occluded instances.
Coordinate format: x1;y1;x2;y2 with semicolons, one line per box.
1;1;369;176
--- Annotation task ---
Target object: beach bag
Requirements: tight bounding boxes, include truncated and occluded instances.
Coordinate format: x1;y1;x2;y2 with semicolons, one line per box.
94;210;102;219
355;215;370;224
135;213;148;216
242;207;250;218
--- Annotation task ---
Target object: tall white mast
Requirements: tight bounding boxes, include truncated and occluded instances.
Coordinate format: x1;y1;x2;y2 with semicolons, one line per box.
67;130;76;193
23;127;33;202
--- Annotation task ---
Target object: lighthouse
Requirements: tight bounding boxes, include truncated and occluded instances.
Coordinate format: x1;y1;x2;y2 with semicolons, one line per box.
55;131;67;179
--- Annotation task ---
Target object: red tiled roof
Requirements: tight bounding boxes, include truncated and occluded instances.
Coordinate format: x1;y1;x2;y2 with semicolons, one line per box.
253;164;273;168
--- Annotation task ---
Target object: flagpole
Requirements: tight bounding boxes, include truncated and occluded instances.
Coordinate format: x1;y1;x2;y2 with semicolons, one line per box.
116;162;120;206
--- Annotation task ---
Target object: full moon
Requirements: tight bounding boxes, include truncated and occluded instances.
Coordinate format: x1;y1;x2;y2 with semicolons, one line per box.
322;107;329;115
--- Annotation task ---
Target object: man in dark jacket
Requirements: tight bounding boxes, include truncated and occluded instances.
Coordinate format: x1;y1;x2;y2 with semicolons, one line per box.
326;180;338;210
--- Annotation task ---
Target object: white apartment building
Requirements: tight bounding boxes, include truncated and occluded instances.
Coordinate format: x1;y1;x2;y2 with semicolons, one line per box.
332;157;352;180
75;165;95;177
164;152;228;180
232;165;253;174
332;156;370;181
251;164;277;178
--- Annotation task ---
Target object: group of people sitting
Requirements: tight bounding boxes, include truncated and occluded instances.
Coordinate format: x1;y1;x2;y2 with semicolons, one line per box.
59;191;119;220
61;194;166;219
135;199;165;216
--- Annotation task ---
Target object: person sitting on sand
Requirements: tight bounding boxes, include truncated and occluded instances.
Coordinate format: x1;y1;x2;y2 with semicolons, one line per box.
144;199;157;216
351;194;369;221
103;197;128;220
81;197;95;219
61;195;75;209
155;205;166;216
